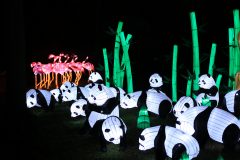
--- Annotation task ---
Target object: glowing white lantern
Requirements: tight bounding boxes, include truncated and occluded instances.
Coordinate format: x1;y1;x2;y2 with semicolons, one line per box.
87;84;115;106
62;86;89;102
50;88;62;102
102;116;127;144
198;74;216;89
26;89;55;108
70;99;88;117
139;125;200;160
88;71;103;83
120;91;143;109
60;81;77;92
149;73;163;88
139;125;160;150
173;96;198;118
222;89;240;117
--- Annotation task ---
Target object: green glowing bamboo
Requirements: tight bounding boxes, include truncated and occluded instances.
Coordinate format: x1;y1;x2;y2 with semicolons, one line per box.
137;105;150;129
102;48;110;87
233;9;240;89
119;34;132;88
172;44;178;102
190;12;200;96
228;28;234;88
113;21;124;86
186;77;192;97
216;74;222;89
120;31;133;93
208;43;217;76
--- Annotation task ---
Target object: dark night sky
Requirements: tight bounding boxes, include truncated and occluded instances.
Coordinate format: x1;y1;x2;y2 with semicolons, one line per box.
4;0;239;95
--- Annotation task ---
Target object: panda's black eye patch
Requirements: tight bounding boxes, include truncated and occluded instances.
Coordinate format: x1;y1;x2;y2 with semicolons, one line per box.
139;135;145;141
74;112;78;115
105;129;110;132
30;102;34;105
127;95;131;99
62;89;65;92
180;111;184;113
184;103;190;108
76;105;80;109
176;121;181;125
202;80;206;85
68;89;71;93
109;138;114;141
53;93;56;95
98;85;102;91
155;79;158;82
173;110;176;114
66;86;68;88
30;94;34;98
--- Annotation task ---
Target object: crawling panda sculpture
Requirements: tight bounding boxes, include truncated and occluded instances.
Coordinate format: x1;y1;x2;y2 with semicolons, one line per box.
139;125;200;160
26;88;56;110
176;106;240;148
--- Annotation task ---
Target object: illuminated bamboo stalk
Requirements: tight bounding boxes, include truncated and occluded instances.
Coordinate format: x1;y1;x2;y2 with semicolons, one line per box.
190;11;200;96
120;34;132;88
120;31;133;93
228;28;234;88
186;77;192;97
172;44;178;102
208;43;217;76
113;21;124;87
216;74;222;89
233;9;240;89
103;48;110;87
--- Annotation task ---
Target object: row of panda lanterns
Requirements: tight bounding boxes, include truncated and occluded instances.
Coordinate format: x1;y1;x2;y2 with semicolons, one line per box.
26;71;240;160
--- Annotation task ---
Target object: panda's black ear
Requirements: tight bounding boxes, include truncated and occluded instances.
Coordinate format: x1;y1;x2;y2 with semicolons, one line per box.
192;98;198;106
98;84;102;91
105;129;110;132
206;73;211;78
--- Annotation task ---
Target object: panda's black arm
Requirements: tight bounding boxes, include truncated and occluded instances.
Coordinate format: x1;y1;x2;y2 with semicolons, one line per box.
137;91;147;108
154;125;167;160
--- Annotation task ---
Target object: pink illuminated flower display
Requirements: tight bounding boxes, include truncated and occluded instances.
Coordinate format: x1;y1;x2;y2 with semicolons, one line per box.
31;53;94;89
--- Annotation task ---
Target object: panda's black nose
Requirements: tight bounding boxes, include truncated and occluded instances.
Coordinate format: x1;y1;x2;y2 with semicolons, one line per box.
109;138;114;141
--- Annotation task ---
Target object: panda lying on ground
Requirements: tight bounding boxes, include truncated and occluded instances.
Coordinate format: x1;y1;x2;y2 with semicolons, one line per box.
139;125;200;160
90;115;127;152
26;88;56;110
176;106;240;149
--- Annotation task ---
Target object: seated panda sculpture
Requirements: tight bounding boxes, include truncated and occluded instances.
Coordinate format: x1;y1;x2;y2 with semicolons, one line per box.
138;125;200;160
175;106;240;149
194;74;219;107
26;88;56;110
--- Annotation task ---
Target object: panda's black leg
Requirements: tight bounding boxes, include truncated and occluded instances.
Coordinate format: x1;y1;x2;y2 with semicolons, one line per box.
119;135;127;151
222;123;239;150
172;143;186;160
78;119;91;135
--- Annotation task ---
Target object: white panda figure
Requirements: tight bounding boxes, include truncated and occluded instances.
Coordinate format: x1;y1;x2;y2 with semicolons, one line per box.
62;86;89;102
139;125;200;160
149;73;163;92
70;99;88;117
120;90;172;119
172;96;198;118
195;74;219;107
50;88;63;103
59;81;77;101
88;71;103;84
221;89;240;118
176;106;240;149
26;89;56;110
87;115;127;152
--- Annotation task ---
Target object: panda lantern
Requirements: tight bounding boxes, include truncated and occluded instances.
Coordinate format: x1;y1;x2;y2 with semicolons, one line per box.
26;88;56;110
176;106;240;149
221;89;240;119
139;125;200;160
194;74;219;107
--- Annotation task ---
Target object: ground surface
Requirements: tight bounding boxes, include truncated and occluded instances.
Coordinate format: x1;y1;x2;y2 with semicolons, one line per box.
7;102;240;160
